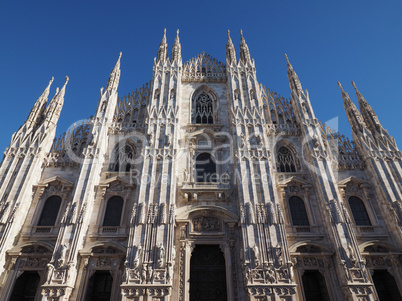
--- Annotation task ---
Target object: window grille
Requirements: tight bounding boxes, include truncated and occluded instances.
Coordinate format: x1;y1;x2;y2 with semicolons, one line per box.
195;93;213;124
277;146;296;172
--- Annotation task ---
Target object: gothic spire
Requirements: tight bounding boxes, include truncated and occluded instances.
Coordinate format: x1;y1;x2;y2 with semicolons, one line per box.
157;28;168;64
226;30;237;65
106;52;122;93
171;29;182;63
285;54;303;94
26;77;54;128
45;76;69;126
352;81;382;133
338;81;366;131
239;30;251;64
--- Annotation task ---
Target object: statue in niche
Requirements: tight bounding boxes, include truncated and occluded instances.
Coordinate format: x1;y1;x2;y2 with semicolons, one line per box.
123;260;129;283
46;263;54;284
141;266;147;283
347;242;357;267
240;133;246;147
250;90;255;100
146;264;153;283
65;262;74;284
166;262;173;283
252;245;261;267
57;244;68;267
255;134;262;147
275;245;283;266
165;134;171;147
234;90;239;100
147;133;153;146
157;244;165;268
133;245;142;268
183;168;188;182
265;266;276;283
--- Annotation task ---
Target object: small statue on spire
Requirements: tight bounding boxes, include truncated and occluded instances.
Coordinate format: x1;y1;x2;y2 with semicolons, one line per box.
226;30;237;65
171;29;182;63
239;30;251;64
157;28;168;63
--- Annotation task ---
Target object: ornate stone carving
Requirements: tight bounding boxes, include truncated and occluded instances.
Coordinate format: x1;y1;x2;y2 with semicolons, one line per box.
192;216;220;232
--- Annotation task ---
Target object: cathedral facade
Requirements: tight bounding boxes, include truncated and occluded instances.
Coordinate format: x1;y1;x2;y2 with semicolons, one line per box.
0;29;401;301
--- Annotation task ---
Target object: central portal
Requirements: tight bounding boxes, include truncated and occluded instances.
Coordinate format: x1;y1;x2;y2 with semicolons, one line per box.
190;244;227;301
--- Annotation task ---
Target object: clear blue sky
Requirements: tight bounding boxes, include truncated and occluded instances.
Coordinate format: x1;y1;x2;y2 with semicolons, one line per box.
1;1;401;153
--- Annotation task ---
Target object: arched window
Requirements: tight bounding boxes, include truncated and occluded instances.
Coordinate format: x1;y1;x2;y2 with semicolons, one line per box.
195;93;214;124
302;270;330;301
277;146;296;172
196;153;217;182
372;270;402;301
348;196;371;226
289;196;309;226
111;143;135;172
9;271;40;301
38;196;62;226
85;271;113;301
103;196;124;227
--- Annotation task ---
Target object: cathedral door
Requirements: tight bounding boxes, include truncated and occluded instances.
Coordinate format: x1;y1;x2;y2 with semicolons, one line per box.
372;270;402;301
9;271;40;301
85;271;113;301
302;270;330;301
190;244;227;301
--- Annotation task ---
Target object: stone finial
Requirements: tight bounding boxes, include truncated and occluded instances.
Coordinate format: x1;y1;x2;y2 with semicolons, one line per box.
157;28;168;63
239;29;251;64
226;29;236;64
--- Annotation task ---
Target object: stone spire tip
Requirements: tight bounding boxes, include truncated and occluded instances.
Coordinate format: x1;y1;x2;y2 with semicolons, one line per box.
337;81;344;92
351;81;358;92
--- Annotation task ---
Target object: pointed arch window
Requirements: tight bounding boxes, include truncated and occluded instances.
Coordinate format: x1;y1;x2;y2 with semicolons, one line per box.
289;196;309;226
195;93;214;124
196;153;217;182
103;196;124;227
277;146;296;172
111;142;135;172
348;196;371;226
38;196;62;226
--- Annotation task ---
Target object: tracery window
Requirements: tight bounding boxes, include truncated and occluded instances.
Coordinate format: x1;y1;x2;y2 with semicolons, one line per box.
196;153;217;182
195;93;214;124
111;143;135;172
289;196;309;226
277;146;296;172
102;196;124;227
38;196;62;226
348;196;371;226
